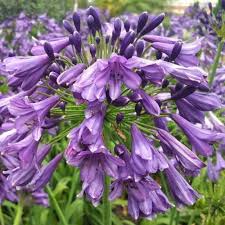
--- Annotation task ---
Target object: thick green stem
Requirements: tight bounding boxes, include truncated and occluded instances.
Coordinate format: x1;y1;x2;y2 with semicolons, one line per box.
13;201;23;225
47;186;69;225
103;176;111;225
0;206;5;225
209;40;224;86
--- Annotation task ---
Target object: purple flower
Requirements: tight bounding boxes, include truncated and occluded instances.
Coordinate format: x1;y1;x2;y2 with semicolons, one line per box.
165;161;200;206
130;124;168;176
8;95;59;141
207;158;219;182
171;114;224;156
3;55;52;90
215;152;225;171
31;37;70;55
157;128;205;172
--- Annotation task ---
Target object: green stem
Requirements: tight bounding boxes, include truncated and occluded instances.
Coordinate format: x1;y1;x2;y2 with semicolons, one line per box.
209;40;224;86
169;207;176;225
103;176;111;225
47;186;69;225
13;201;23;225
0;206;4;225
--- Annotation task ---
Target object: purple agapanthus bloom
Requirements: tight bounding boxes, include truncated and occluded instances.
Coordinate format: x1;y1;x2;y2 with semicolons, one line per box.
72;54;165;102
144;35;202;67
130;124;168;177
157;128;205;172
65;143;124;206
207;158;219;182
171;114;224;156
109;144;172;219
3;55;52;90
8;95;59;141
165;161;200;206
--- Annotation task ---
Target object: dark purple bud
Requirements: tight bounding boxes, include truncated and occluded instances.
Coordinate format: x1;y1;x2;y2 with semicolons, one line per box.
87;15;96;35
171;86;196;100
63;20;74;34
137;12;148;34
124;44;135;59
170;41;182;61
112;96;130;107
72;57;77;65
106;89;112;104
111;30;117;45
105;35;110;44
58;101;66;111
73;31;82;53
135;102;142;116
222;0;225;10
120;31;135;55
87;6;101;31
114;18;122;37
73;12;81;31
115;144;126;156
8;52;15;57
136;40;145;57
156;99;162;107
156;50;162;59
96;37;100;44
48;63;60;74
162;79;169;88
140;13;165;36
116;113;124;124
89;44;96;58
141;77;148;88
49;71;59;83
124;20;130;32
198;84;209;92
175;82;183;92
44;42;55;60
128;91;142;102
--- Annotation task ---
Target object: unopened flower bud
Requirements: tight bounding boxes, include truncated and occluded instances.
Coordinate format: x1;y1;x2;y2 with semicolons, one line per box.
124;44;135;59
116;113;124;124
135;102;142;116
124;20;130;32
112;96;130;107
137;12;148;34
175;82;183;92
87;6;101;31
140;13;165;36
171;86;196;100
136;40;145;57
96;37;100;44
155;50;162;59
89;44;96;58
44;42;55;60
170;41;182;61
63;20;74;34
49;71;59;82
162;79;169;88
48;63;60;74
120;31;135;55
114;18;122;37
73;12;81;31
73;31;82;53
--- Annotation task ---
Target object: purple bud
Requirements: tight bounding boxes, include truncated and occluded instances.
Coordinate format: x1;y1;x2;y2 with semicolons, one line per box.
49;71;59;82
48;63;60;74
111;30;117;45
73;31;82;53
170;41;182;61
124;20;130;32
135;102;142;116
198;85;209;92
116;113;124;124
162;79;169;88
114;144;126;156
87;6;101;31
171;86;196;100
156;50;162;59
106;89;112;104
89;44;96;58
124;44;135;59
96;37;100;44
72;57;77;64
128;91;142;102
140;13;165;36
120;31;135;55
137;12;148;34
32;153;63;192
114;18;122;37
112;96;130;107
73;12;81;31
58;101;66;111
175;82;183;92
63;20;74;34
87;15;96;35
105;35;110;44
44;42;55;60
222;0;225;10
136;40;145;57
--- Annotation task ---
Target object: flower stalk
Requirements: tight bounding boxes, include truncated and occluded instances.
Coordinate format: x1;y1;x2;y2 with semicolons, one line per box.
103;176;112;225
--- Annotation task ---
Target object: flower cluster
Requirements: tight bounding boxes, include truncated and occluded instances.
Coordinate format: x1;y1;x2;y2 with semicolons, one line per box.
0;6;225;220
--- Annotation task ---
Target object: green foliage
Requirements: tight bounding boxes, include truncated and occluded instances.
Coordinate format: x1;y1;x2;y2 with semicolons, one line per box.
93;0;171;16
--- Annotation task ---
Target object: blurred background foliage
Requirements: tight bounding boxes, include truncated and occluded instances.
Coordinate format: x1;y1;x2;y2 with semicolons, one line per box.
0;0;171;22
